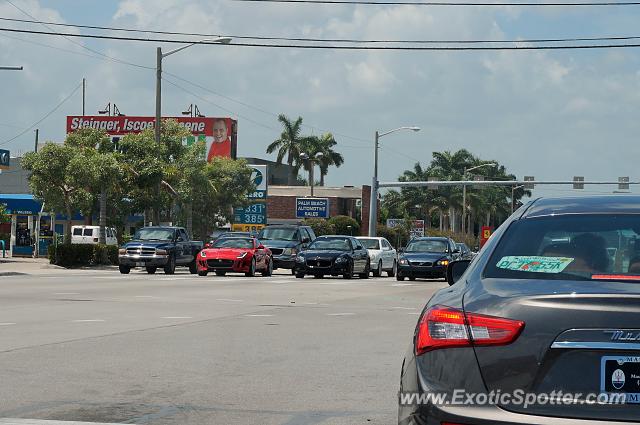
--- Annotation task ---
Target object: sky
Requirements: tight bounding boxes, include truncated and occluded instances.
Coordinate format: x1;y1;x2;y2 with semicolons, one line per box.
1;0;640;199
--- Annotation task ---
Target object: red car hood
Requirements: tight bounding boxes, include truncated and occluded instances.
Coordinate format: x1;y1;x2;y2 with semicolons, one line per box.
202;248;250;259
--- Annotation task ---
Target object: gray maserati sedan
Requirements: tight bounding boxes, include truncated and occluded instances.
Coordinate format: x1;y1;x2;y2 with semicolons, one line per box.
399;196;640;425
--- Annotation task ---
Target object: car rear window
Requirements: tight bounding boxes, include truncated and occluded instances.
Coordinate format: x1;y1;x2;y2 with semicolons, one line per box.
485;214;640;281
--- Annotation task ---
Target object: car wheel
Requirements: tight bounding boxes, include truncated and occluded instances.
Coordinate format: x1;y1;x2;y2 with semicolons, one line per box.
119;265;130;274
359;260;370;279
188;260;197;274
343;261;353;279
245;258;256;277
388;260;397;277
215;271;226;276
198;270;208;277
372;260;382;277
145;266;157;274
396;274;404;281
163;255;176;275
262;259;273;276
409;276;416;281
291;268;296;275
313;274;323;279
295;272;305;279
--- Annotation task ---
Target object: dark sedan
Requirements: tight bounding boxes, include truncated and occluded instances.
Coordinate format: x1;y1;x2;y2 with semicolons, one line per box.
396;237;460;281
399;195;640;425
294;235;370;279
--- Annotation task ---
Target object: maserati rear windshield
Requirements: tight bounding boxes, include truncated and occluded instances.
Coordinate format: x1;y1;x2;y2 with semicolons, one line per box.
485;215;640;281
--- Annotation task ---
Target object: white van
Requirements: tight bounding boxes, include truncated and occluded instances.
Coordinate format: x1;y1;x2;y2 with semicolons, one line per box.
71;226;118;246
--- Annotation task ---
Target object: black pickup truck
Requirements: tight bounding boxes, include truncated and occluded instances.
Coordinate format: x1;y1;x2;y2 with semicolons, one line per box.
118;226;203;275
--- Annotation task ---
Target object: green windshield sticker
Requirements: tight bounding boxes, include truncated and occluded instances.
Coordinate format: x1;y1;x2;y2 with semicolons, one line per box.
497;256;574;273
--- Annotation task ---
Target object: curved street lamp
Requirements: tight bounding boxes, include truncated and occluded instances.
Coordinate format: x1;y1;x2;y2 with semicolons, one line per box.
368;126;420;237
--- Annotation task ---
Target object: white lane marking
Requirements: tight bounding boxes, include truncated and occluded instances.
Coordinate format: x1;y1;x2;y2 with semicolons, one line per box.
392;283;415;287
0;419;127;424
245;314;274;317
71;319;105;323
54;292;80;295
134;295;156;298
0;323;16;326
303;302;318;305
216;298;243;302
392;307;415;310
326;313;356;316
161;316;192;319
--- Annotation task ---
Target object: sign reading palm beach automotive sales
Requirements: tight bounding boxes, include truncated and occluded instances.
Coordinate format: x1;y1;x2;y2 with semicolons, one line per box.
296;198;329;219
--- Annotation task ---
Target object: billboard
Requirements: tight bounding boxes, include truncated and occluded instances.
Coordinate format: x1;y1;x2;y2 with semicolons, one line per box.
66;116;237;160
296;198;329;219
247;164;268;200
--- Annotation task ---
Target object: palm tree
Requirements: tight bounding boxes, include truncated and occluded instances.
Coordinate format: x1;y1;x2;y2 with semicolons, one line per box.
313;133;344;186
266;114;305;185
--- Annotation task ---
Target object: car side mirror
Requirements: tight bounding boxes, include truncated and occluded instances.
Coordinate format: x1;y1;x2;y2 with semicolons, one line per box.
258;244;265;250
204;243;211;249
453;248;460;254
446;260;472;286
302;237;310;244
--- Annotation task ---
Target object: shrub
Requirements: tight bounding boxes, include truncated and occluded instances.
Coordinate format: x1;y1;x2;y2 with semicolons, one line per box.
48;243;119;268
376;224;410;249
302;218;335;237
328;215;360;236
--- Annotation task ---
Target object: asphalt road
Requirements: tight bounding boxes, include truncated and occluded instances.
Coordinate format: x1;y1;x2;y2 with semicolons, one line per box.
0;268;445;425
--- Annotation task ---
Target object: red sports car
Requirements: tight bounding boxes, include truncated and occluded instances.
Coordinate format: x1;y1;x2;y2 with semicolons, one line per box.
197;237;273;277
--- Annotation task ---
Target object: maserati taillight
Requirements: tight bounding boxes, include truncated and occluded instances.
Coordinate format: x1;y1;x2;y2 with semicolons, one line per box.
415;305;524;356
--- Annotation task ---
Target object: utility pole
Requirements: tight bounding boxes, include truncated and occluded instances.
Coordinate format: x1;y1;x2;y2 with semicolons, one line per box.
82;78;86;115
34;129;39;153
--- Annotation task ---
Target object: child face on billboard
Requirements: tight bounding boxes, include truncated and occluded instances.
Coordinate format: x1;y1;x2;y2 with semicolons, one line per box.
213;119;228;143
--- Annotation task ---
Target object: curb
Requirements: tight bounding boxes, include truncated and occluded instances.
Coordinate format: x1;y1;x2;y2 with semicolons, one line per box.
0;272;28;277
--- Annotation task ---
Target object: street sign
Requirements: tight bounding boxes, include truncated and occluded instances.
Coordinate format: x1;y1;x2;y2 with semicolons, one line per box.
573;176;585;190
234;203;267;225
480;226;493;248
387;219;425;238
619;176;630;191
0;149;9;170
247;164;268;200
524;176;535;190
232;223;265;233
296;198;329;219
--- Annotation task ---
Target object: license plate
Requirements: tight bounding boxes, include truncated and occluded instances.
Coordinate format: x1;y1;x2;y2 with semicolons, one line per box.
601;356;640;403
135;261;146;267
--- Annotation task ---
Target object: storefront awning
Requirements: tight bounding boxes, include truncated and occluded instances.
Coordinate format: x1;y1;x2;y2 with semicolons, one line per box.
0;194;43;215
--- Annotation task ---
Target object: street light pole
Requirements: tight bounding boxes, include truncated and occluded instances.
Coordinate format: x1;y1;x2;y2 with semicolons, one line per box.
0;66;23;70
511;184;525;213
461;162;497;234
368;126;420;237
300;152;323;198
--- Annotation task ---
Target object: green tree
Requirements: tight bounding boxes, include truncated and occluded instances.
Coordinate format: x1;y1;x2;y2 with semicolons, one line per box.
267;114;306;185
65;128;122;244
22;143;94;244
301;133;344;186
328;215;359;236
302;218;335;236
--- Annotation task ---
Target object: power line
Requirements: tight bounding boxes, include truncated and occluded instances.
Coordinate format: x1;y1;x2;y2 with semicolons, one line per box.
4;26;640;50
232;0;640;5
0;82;82;147
3;16;640;44
4;0;153;70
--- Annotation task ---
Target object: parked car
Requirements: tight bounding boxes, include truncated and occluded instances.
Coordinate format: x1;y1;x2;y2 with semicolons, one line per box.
118;226;203;275
294;235;369;279
396;236;460;281
197;236;272;277
356;236;397;277
71;225;118;246
399;195;640;425
258;224;316;273
456;242;474;260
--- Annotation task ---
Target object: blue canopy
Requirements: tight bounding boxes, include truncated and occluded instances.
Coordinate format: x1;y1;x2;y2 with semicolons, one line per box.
0;194;42;215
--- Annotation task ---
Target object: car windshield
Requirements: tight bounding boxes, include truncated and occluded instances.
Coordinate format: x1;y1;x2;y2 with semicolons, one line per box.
259;227;297;241
359;239;380;250
212;238;254;249
485;214;640;281
406;240;448;253
309;238;351;251
133;228;175;241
